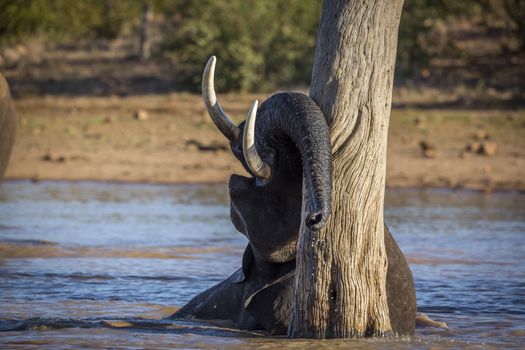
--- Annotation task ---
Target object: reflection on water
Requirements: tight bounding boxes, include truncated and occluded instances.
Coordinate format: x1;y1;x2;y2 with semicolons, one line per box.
0;181;524;349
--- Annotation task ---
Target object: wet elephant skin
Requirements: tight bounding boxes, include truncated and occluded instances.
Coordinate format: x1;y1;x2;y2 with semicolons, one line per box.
173;225;416;336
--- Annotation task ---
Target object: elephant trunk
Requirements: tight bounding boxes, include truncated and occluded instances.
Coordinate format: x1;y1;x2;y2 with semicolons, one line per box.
256;92;332;230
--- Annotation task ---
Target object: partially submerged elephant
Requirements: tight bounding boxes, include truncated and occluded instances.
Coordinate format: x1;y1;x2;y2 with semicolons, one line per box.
0;73;16;182
172;56;416;336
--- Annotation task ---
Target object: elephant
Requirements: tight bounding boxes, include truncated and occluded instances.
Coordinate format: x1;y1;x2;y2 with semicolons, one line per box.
172;56;416;336
0;73;16;183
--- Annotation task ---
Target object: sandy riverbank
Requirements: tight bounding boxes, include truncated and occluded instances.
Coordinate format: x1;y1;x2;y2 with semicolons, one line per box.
4;93;524;192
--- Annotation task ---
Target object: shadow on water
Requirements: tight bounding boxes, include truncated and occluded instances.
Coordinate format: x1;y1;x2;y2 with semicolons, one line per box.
2;315;266;339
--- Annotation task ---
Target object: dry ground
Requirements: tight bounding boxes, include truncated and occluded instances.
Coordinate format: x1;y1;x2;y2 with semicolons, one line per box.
5;93;525;192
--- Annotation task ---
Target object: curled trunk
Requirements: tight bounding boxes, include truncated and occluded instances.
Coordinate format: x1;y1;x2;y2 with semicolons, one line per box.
255;92;332;230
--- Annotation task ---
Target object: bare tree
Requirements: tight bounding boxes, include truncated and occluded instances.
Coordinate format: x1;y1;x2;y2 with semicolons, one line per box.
290;0;404;338
0;73;16;183
139;3;153;60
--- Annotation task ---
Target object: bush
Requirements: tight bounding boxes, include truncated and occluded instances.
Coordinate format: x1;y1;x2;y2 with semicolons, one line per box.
159;0;321;92
0;0;143;44
397;0;481;80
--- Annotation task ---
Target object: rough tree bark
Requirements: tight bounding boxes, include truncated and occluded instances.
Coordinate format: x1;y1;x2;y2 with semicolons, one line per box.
290;0;404;338
0;73;16;183
139;3;152;60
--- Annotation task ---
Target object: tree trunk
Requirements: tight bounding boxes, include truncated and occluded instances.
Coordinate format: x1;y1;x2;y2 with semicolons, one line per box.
139;3;152;60
290;0;404;338
0;73;17;183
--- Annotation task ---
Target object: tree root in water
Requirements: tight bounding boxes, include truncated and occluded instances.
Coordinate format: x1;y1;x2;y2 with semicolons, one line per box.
416;313;449;329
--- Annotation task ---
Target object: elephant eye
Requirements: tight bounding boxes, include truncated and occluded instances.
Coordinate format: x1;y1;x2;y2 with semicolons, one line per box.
255;176;270;187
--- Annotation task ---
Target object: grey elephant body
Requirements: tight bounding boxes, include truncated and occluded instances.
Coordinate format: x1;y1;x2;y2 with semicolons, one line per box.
0;73;16;182
173;225;416;336
173;59;416;337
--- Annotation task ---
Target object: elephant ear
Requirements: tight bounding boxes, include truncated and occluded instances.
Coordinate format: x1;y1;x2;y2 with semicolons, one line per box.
243;270;295;335
232;244;255;283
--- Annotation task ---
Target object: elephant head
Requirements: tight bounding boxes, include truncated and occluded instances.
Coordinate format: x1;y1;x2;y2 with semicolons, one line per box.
202;56;332;264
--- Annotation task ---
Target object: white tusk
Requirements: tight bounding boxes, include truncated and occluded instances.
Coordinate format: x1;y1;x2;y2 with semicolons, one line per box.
243;100;271;179
202;56;240;142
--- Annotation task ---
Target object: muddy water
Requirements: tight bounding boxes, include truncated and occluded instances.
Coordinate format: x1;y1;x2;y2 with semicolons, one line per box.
0;181;524;349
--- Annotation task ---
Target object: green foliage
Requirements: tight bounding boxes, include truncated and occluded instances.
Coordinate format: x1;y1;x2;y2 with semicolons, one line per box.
87;0;143;39
160;0;321;92
503;0;525;49
397;0;481;78
0;0;143;43
162;0;486;91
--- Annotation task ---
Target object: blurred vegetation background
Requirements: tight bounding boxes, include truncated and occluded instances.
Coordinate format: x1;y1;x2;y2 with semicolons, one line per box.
0;0;523;98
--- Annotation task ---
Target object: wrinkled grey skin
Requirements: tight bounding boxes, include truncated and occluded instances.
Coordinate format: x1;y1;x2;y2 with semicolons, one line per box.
0;73;16;183
230;93;332;262
172;92;416;336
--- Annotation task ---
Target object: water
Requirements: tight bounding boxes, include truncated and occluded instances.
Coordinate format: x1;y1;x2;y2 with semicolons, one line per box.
0;181;524;349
